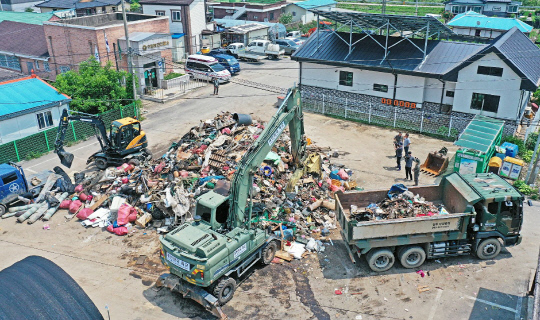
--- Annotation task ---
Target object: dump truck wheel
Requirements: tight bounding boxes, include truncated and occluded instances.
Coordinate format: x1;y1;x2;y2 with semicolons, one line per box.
95;158;108;170
476;238;501;260
366;248;395;272
213;277;236;305
0;204;6;217
261;241;277;265
398;246;426;269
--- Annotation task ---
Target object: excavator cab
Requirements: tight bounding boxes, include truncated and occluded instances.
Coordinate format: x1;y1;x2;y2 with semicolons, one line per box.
110;118;147;154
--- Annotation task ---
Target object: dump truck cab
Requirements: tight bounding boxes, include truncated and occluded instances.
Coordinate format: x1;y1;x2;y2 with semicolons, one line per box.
0;163;29;216
465;174;524;246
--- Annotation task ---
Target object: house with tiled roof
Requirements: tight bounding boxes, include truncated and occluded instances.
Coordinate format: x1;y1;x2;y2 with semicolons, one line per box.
448;11;533;38
36;0;127;16
444;0;520;17
0;21;54;79
0;75;70;144
282;0;336;23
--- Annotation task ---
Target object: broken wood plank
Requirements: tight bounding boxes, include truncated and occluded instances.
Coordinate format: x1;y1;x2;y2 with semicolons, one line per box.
275;250;293;262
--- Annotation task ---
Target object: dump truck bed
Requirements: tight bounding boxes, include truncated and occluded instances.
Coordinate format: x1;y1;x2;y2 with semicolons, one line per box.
336;179;475;245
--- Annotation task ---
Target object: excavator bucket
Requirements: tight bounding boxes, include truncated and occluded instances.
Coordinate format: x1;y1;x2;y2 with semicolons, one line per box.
420;150;449;177
56;148;74;168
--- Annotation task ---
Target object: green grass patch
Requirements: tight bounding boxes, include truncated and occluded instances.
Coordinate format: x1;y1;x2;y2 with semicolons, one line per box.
337;3;444;16
164;72;184;81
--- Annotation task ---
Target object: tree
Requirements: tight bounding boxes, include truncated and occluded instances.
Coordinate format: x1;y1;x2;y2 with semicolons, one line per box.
25;7;34;12
54;58;134;114
441;10;453;23
130;2;140;12
279;13;293;25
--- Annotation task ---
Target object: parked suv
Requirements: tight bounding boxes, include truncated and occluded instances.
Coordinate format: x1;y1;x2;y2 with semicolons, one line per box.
273;39;299;55
206;52;241;75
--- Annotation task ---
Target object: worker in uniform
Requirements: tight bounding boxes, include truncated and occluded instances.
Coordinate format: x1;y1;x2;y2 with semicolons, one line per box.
213;77;220;95
414;157;421;186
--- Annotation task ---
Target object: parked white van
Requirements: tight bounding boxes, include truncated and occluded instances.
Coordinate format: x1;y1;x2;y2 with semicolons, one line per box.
185;54;231;83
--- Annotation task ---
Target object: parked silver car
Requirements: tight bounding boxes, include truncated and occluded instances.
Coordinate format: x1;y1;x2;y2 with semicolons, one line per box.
273;39;299;55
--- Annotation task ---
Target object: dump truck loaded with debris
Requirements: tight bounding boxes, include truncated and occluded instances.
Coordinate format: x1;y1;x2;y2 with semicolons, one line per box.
336;173;527;272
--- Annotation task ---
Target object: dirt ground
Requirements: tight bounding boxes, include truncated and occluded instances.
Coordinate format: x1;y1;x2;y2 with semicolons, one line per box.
2;59;538;320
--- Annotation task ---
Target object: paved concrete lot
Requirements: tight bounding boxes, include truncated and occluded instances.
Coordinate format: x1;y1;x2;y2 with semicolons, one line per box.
1;58;538;320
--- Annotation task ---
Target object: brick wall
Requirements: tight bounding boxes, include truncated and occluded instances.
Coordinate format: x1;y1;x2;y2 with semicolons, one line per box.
43;16;170;77
19;57;55;80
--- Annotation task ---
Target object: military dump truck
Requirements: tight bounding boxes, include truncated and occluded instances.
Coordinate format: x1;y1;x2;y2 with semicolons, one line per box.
336;173;526;272
156;87;305;318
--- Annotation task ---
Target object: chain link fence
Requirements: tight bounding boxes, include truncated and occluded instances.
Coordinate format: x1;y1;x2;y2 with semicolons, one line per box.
302;94;469;140
0;103;139;164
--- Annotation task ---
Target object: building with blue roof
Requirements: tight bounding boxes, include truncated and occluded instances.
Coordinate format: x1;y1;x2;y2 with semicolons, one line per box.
0;75;70;144
448;11;533;38
283;0;336;23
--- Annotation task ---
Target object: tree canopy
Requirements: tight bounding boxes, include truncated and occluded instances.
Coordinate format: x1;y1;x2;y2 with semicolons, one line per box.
54;58;134;114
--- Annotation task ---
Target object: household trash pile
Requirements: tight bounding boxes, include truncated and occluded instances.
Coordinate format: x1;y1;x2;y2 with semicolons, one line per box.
3;112;359;243
350;184;449;222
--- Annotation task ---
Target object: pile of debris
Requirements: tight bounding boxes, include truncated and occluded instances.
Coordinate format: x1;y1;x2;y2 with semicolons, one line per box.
350;188;448;222
4;112;358;242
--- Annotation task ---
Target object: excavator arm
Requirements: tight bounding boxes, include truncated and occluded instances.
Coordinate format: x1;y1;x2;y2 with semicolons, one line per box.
228;86;305;229
54;109;112;168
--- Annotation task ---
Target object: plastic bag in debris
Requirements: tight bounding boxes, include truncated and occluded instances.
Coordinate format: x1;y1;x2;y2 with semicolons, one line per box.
387;184;408;200
73;172;85;184
199;176;225;185
274;228;294;241
59;199;72;209
117;204;137;225
287;242;306;259
77;208;94;220
264;151;281;165
53;166;75;193
337;169;349;180
402;191;415;200
316;240;325;253
44;193;60;207
330;170;342;181
106;224;128;236
306;238;317;251
69;200;82;214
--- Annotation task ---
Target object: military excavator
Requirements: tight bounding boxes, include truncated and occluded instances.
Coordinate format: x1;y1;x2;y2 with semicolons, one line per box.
156;86;305;319
54;109;151;169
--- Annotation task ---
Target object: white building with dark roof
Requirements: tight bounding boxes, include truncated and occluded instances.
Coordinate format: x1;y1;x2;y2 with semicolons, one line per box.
443;0;520;17
292;11;540;136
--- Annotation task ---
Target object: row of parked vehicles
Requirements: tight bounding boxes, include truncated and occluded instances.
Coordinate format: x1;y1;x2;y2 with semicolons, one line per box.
184;35;305;83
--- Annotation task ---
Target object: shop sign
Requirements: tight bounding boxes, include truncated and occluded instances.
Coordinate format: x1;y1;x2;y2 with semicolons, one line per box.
142;41;170;51
381;98;417;109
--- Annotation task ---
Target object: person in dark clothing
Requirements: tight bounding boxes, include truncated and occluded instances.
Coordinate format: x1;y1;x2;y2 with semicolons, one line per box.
213;77;219;95
403;133;411;154
404;151;414;180
393;132;403;157
395;142;403;170
413;157;421;186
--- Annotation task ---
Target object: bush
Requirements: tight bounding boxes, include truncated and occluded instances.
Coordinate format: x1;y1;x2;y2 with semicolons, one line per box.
164;72;184;80
513;179;539;196
525;132;538;151
436;126;458;138
279;13;293;25
523;149;534;163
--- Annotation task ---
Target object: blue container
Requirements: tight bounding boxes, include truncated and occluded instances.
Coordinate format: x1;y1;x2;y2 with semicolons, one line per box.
500;142;518;158
495;153;506;160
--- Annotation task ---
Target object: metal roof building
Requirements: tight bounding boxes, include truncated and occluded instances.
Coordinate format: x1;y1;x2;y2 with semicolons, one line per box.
448;11;532;39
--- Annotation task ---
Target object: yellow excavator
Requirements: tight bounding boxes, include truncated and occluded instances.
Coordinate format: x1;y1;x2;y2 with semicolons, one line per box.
54;109;152;169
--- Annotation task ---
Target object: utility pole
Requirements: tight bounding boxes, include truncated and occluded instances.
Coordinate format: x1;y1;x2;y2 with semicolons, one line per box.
415;0;419;16
527;129;540;185
382;0;386;15
121;0;137;101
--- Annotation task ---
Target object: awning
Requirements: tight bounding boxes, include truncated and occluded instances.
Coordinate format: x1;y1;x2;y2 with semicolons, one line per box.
172;33;185;39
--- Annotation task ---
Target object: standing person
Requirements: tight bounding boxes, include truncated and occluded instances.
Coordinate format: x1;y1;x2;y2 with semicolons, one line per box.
393;132;403;157
213;77;220;95
403;133;411;154
395;142;403;171
404;151;413;180
413;157;421;186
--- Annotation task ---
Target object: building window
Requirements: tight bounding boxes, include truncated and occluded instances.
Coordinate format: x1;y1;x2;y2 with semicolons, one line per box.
44;62;50;72
0;54;21;71
26;61;34;74
475;29;481;37
253;15;258;19
34;60;40;70
60;66;71;73
269;12;274;20
36;110;54;129
373;83;388;92
171;10;181;21
156;10;165;16
471;93;500;113
471;6;482;12
477;66;503;77
446;90;455;97
339;71;353;86
451;5;466;14
292;11;296;16
112;6;116;12
507;5;518;12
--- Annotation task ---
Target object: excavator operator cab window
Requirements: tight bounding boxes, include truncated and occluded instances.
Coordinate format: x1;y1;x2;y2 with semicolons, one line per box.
132;123;141;137
196;203;212;224
110;126;119;147
215;201;229;224
118;125;133;149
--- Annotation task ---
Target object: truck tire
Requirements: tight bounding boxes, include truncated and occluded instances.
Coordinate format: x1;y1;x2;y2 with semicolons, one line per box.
398;246;426;269
0;204;6;217
476;238;502;260
366;248;395;272
95;157;108;170
261;241;277;265
212;277;236;305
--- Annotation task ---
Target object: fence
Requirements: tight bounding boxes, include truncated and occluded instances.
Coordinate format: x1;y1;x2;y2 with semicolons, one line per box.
144;77;208;103
0;103;139;164
302;93;474;140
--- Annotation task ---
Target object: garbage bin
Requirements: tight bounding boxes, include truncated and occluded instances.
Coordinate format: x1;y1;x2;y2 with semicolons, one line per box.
500;156;525;180
500;142;519;158
488;156;502;174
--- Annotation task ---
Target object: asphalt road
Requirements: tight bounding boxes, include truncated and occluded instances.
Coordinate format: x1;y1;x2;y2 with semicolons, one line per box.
2;58;539;320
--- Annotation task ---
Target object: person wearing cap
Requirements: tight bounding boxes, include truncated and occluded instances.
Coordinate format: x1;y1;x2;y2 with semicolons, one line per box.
405;151;414;180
